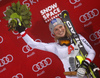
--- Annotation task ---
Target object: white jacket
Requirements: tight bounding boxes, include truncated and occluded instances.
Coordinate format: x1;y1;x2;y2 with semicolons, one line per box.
20;31;96;78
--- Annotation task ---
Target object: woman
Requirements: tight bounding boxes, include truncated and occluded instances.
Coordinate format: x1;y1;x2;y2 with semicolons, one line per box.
16;18;96;78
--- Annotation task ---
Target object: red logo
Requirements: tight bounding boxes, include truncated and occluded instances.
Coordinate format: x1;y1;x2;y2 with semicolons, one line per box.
68;45;74;54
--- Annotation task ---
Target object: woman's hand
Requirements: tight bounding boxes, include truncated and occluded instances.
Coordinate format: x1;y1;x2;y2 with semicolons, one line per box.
16;25;25;33
77;60;90;77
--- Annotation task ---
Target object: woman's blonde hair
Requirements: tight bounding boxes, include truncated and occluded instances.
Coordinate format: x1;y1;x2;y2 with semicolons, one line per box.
54;26;71;42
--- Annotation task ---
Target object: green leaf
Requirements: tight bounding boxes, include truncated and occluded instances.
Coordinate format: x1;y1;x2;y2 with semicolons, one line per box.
20;9;29;15
16;1;20;12
5;9;13;16
26;11;32;16
25;24;31;28
3;16;10;20
20;4;27;13
12;3;16;8
11;3;16;11
23;20;30;24
22;16;31;20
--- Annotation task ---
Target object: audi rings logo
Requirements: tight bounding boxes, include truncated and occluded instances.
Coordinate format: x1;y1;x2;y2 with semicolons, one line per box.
32;57;52;72
79;8;99;23
69;0;80;4
22;39;42;53
12;73;23;78
89;29;100;41
0;36;3;44
0;54;13;67
22;45;34;53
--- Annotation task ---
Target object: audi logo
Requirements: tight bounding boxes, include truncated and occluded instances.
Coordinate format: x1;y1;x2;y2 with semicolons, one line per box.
22;45;34;53
12;73;23;78
79;8;99;23
69;0;80;4
32;57;52;72
89;29;100;41
0;54;13;67
0;36;3;44
22;39;42;53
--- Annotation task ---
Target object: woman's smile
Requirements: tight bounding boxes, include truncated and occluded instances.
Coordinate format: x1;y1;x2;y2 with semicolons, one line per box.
53;24;66;38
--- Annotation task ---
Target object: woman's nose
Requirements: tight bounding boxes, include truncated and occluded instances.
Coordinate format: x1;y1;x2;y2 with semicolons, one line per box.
59;28;62;31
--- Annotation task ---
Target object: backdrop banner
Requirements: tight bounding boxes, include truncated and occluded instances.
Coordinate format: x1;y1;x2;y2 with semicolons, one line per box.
0;0;100;78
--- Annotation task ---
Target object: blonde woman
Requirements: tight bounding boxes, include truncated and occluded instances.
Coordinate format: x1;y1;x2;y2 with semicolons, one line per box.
16;18;96;78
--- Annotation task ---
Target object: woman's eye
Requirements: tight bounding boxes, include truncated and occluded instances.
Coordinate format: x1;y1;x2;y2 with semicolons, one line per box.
55;29;58;31
59;26;62;28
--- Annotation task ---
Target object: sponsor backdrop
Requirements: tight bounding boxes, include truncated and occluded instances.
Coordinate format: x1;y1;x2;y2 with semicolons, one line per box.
0;0;100;78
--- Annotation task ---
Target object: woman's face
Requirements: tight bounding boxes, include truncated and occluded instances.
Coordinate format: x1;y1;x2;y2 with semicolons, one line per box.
53;24;66;38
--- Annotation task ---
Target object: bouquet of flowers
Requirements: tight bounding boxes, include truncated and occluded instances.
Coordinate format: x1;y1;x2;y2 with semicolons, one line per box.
3;1;32;31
